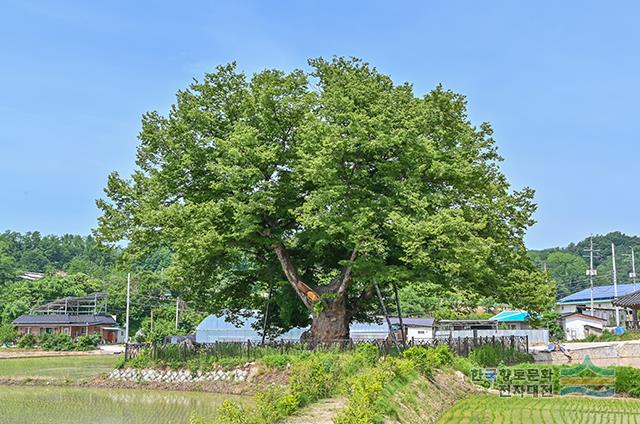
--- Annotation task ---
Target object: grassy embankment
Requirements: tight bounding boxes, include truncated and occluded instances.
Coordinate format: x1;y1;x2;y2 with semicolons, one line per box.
170;344;477;424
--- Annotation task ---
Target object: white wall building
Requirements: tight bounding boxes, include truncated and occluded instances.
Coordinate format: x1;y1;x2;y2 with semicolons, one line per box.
390;317;435;340
560;312;606;341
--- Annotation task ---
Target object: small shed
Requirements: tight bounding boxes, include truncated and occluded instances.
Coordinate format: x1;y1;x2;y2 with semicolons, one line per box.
390;317;435;340
490;311;531;330
613;290;640;329
559;312;606;341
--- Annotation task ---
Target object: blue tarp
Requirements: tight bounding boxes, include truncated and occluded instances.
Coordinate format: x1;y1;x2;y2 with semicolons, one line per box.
489;311;529;322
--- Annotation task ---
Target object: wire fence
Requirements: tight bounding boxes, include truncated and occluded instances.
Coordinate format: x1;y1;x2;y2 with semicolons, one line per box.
125;335;529;362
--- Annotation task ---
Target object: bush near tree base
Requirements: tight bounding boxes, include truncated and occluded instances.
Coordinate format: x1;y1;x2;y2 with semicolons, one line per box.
468;344;534;367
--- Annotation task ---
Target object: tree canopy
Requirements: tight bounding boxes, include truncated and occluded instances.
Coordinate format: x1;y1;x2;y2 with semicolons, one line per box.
97;57;553;341
529;231;640;297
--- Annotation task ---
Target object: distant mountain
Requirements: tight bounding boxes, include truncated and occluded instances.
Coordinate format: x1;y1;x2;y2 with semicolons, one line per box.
528;232;640;299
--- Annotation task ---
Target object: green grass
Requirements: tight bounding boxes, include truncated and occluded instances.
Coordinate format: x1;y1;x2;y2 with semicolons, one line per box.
438;395;640;423
0;355;119;380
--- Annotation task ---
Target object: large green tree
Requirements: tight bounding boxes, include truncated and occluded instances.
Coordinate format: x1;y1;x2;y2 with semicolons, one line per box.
97;57;553;342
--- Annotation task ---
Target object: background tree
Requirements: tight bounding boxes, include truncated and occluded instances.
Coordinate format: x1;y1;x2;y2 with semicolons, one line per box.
529;231;640;296
0;241;17;286
97;57;553;342
545;252;588;297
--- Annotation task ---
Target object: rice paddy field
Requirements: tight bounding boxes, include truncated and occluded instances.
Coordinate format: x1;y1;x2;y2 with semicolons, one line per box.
0;354;118;380
0;385;247;424
438;395;640;423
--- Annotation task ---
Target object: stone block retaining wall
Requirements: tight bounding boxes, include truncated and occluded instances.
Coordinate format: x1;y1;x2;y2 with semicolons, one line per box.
108;367;251;383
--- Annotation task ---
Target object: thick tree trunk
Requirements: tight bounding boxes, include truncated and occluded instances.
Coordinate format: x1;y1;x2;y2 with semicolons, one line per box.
309;296;350;343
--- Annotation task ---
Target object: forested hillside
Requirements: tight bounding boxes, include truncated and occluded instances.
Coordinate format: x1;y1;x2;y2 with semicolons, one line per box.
0;231;202;341
528;231;640;298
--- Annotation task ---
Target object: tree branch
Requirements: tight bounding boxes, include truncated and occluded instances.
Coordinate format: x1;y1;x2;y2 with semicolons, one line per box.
324;247;358;297
272;242;317;310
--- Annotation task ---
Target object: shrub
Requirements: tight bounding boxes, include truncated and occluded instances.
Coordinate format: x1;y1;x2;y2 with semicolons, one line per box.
114;355;127;369
17;333;36;349
402;344;454;375
468;344;533;367
451;354;475;376
341;343;380;375
254;386;300;423
74;334;101;351
615;366;640;397
334;358;404;424
41;333;74;351
205;400;250;424
0;324;18;346
260;354;291;369
288;352;339;405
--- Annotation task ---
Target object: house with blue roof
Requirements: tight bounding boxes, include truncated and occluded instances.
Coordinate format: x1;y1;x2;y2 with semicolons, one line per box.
556;283;640;327
489;310;530;330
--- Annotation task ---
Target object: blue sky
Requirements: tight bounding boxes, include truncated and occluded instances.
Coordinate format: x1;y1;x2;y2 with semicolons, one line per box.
1;1;639;249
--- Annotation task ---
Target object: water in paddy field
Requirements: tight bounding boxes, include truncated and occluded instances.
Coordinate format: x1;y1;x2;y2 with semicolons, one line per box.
0;385;247;424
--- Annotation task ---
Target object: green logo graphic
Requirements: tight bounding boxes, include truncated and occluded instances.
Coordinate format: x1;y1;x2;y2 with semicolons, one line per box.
559;355;615;397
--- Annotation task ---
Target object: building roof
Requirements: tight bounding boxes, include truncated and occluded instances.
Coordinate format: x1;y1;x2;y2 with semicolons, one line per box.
12;314;116;326
558;312;606;322
558;283;640;304
489;311;529;322
613;290;640;308
19;272;45;281
389;317;434;327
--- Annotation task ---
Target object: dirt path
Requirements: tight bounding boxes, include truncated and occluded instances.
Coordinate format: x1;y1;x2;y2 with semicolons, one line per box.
285;398;346;424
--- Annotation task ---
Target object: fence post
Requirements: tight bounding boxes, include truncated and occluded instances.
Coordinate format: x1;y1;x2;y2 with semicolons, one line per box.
525;335;529;354
247;339;251;363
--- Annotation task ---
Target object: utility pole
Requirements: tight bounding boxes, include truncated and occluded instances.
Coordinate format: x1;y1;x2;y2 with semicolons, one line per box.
630;248;638;290
612;243;620;327
125;273;131;343
584;236;598;316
